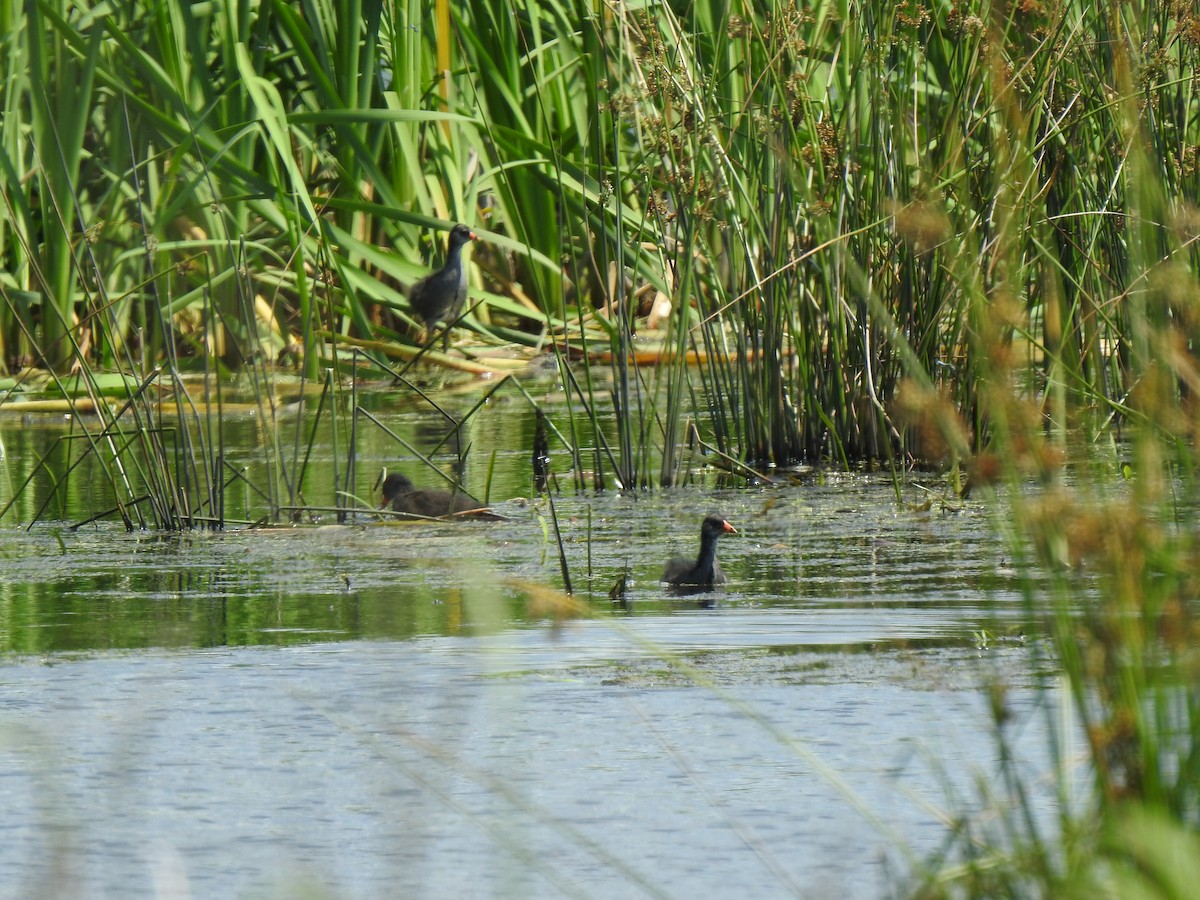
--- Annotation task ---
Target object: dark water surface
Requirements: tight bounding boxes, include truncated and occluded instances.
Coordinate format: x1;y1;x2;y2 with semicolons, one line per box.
0;397;1075;898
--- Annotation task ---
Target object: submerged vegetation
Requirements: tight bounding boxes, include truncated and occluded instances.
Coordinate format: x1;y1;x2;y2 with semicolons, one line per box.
1;0;1199;895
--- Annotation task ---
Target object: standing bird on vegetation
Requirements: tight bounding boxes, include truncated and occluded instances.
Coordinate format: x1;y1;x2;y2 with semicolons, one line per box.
407;224;476;350
379;472;500;520
661;514;738;588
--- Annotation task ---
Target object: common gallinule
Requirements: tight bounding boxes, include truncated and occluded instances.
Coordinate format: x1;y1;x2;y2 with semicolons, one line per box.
380;472;499;519
407;224;476;349
661;514;737;588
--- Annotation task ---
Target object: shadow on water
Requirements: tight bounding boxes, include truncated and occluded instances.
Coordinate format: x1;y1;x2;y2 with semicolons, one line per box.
0;404;1080;899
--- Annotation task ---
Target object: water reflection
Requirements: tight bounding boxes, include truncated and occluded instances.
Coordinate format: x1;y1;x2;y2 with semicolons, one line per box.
0;475;1038;655
0;451;1071;898
0;640;1070;899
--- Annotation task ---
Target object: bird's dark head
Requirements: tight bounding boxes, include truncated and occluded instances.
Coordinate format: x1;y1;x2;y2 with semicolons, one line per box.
702;514;737;537
449;224;477;246
380;472;416;507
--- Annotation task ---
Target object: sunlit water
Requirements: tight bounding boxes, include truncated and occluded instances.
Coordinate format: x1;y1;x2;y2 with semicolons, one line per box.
0;396;1080;898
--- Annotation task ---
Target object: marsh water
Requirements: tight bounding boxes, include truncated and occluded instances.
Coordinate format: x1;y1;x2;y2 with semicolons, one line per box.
0;381;1073;898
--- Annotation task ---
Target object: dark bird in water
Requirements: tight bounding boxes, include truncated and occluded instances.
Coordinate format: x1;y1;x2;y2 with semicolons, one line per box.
661;514;737;588
407;224;476;349
379;472;500;520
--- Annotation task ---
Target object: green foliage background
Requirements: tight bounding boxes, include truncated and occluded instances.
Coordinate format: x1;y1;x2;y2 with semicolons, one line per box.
3;0;1198;470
